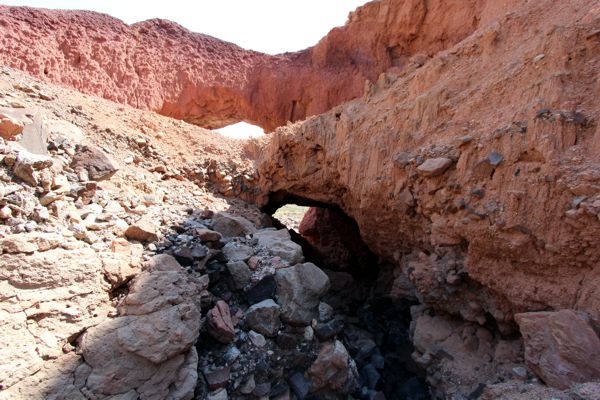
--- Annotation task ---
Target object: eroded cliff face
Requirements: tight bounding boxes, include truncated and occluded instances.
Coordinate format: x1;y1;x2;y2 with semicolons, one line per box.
1;0;519;131
254;0;600;341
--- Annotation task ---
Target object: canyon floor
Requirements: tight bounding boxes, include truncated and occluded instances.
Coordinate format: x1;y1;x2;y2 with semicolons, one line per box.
2;1;600;399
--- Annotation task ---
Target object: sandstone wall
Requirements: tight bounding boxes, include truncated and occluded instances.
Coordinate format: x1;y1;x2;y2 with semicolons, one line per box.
253;0;600;327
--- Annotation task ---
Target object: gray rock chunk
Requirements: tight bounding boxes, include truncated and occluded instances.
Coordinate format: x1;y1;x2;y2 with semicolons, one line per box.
226;261;252;289
245;299;281;337
222;242;253;262
275;263;330;325
255;228;303;264
212;212;256;237
71;144;119;181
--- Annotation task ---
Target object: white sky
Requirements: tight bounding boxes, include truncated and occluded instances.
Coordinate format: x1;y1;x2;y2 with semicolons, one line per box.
3;0;370;138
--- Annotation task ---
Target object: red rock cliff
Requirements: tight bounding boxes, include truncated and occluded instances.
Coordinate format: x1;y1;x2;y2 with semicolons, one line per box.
0;1;518;131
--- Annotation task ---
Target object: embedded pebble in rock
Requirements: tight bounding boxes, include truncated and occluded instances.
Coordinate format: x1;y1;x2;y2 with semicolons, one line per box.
245;299;281;337
416;157;453;177
275;262;330;325
206;300;236;344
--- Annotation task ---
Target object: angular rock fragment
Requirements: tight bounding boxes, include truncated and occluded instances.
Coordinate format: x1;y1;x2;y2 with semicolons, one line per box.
124;217;158;242
71;144;119;181
416;157;453;177
245;299;281;337
212;212;256;237
307;340;358;394
226;260;252;289
275;262;330;325
207;300;236;344
515;309;600;389
0;113;24;140
222;242;253;262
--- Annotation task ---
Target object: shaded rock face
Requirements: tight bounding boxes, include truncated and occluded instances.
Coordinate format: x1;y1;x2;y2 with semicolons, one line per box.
254;0;600;331
0;1;520;131
515;310;600;389
298;206;377;273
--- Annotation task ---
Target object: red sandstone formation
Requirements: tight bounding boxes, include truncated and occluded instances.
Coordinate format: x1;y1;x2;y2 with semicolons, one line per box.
0;1;522;131
255;0;600;326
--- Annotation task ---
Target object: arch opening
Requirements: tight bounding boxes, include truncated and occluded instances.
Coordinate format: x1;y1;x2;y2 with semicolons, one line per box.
213;121;265;140
263;192;430;399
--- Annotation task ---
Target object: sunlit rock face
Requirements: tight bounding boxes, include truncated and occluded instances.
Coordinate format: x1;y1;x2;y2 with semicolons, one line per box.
0;1;512;131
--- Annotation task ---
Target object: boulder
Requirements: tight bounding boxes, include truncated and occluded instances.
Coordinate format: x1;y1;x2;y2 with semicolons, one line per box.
71;144;119;181
254;228;303;264
307;340;358;394
275;263;330;325
78;254;202;399
515;309;600;389
212;212;256;237
245;299;281;337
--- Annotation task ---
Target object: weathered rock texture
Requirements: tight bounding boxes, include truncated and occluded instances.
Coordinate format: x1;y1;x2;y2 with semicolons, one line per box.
0;1;522;131
254;0;600;335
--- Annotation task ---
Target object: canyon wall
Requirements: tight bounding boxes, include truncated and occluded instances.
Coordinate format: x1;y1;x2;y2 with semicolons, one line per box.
254;0;600;326
0;1;517;131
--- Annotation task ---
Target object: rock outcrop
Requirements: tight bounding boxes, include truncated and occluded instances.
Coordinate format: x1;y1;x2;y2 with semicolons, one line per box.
254;0;600;330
